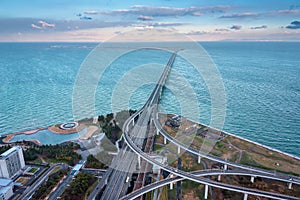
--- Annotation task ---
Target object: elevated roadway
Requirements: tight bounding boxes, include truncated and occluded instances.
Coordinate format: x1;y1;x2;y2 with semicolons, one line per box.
121;51;299;199
90;51;177;200
120;169;300;200
123;127;300;200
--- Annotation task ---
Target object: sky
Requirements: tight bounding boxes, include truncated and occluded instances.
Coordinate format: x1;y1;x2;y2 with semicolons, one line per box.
0;0;299;42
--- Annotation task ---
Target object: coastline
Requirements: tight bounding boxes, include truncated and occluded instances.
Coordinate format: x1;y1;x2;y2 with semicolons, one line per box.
185;115;300;161
1;127;47;144
2;113;299;162
1;122;87;145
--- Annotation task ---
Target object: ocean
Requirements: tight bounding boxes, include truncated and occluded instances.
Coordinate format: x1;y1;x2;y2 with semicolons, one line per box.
0;42;299;156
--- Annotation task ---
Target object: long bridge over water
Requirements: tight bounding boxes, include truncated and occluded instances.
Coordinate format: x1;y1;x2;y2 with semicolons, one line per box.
89;50;300;200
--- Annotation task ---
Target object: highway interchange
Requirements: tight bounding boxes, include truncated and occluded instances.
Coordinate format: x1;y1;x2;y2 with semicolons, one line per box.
118;51;299;200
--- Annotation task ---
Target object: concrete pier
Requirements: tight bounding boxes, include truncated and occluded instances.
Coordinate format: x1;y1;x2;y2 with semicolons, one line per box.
243;193;248;200
138;155;141;169
170;182;173;190
204;184;208;199
224;164;227;170
164;136;167;145
198;155;201;164
250;176;255;183
288;182;292;189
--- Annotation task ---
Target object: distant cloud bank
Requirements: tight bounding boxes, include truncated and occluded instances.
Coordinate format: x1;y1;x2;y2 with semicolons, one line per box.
286;21;300;29
220;12;260;19
250;25;267;29
230;25;242;30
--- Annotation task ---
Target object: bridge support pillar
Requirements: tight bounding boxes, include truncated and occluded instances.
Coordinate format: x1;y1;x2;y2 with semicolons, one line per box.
243;193;248;200
204;184;208;199
170;182;173;190
132;119;135;126
198;156;201;164
164;136;167;145
177;146;180;154
105;178;108;185
288;182;292;189
218;175;221;181
156;129;159;136
224;164;227;170
138;155;141;169
250;176;255;183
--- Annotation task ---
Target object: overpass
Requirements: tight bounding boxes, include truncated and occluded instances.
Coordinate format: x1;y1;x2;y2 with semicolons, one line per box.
88;51;177;200
120;169;300;200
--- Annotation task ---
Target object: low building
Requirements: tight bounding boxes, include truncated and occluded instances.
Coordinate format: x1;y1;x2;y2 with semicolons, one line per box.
0;178;14;200
0;146;25;179
165;115;181;128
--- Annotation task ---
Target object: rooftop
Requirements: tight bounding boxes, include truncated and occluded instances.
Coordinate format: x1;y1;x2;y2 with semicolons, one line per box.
73;163;83;171
0;146;21;158
0;178;13;187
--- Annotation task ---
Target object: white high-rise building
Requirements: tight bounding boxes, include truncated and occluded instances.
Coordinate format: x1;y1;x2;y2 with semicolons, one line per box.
0;146;25;179
0;178;14;200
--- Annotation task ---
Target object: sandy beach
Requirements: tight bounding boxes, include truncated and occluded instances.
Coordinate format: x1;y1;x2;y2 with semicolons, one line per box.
2;134;15;143
23;129;41;135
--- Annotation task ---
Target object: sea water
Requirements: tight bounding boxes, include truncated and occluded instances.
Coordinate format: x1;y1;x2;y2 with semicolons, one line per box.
0;42;299;156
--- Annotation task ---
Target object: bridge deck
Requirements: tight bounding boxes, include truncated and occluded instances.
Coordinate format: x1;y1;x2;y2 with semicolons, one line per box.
97;51;177;200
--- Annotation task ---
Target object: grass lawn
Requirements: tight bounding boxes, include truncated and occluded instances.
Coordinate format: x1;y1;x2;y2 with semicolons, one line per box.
28;167;39;173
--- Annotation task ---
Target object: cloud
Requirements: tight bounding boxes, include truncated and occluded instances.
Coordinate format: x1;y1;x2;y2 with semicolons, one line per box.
186;30;208;35
230;25;242;30
286;21;300;29
215;28;229;32
31;20;55;31
132;5;230;16
84;10;100;15
219;9;299;19
134;26;154;31
38;20;55;28
80;16;93;20
31;24;42;30
289;5;300;10
220;12;260;18
268;9;300;16
250;25;267;29
192;12;202;16
137;15;154;21
198;5;231;13
98;5;230;17
0;18;134;34
145;22;186;27
277;9;300;14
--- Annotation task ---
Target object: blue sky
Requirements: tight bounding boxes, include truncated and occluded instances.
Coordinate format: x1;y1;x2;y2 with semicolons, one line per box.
0;0;299;41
